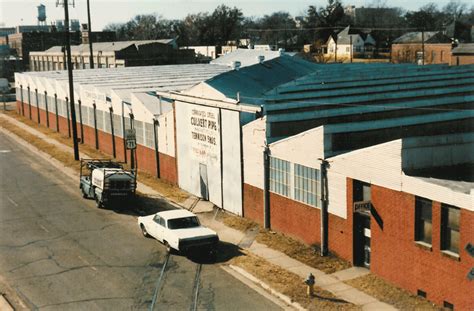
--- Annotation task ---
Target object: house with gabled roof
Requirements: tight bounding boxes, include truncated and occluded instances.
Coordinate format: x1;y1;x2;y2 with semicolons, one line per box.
326;26;376;59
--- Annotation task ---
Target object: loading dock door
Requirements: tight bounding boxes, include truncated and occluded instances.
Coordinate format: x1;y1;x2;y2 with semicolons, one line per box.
199;163;209;200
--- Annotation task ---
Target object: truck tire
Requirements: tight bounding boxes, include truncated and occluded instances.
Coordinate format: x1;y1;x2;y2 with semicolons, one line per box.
95;196;103;209
81;186;88;198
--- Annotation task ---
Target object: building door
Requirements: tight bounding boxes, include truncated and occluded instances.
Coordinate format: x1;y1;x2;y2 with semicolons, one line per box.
353;180;371;268
199;163;209;200
354;212;371;268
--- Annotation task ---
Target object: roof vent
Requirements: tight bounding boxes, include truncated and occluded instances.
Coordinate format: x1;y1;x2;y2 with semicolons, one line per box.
231;61;241;70
257;55;265;63
278;48;285;55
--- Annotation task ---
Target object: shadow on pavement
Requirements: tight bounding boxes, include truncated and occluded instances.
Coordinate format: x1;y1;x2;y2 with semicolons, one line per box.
314;294;349;304
183;241;244;265
106;195;180;217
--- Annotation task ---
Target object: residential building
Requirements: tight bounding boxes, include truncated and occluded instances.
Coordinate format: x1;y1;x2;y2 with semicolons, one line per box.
326;26;376;59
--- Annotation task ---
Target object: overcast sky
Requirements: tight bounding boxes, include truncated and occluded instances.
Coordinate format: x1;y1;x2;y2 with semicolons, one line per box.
0;0;459;31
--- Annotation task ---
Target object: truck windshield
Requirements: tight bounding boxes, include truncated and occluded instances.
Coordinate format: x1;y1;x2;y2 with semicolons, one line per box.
167;216;200;229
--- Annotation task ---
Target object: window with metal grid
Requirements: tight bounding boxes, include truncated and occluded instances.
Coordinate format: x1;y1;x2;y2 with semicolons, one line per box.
144;122;154;148
113;114;122;137
134;120;144;145
269;156;290;197
294;163;320;207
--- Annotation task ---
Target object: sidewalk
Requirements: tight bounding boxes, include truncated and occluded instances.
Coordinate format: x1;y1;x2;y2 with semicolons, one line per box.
0;112;397;310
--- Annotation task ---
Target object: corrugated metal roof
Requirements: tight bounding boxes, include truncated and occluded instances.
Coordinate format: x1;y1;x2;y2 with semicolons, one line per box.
18;63;230;101
211;48;295;68
206;55;320;104
259;63;474;154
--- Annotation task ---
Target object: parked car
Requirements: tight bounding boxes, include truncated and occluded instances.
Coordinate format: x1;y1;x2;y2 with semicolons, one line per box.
138;209;219;254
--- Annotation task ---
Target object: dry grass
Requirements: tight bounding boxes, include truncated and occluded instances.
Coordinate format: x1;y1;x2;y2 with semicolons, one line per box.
345;274;442;311
257;230;351;274
230;251;360;311
219;211;350;274
220;211;259;232
1;111;189;203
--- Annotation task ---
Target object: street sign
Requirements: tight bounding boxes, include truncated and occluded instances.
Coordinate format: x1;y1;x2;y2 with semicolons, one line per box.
125;129;136;150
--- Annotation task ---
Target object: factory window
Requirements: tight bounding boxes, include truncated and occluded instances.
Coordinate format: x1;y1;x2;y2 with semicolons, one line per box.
135;120;144;145
144;122;154;148
441;204;460;254
415;197;432;245
269;157;290;197
104;111;112;133
113;114;122;137
294;164;320;207
96;109;104;130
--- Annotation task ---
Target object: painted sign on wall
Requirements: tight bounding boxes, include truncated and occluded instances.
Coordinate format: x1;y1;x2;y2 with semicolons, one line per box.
190;108;219;162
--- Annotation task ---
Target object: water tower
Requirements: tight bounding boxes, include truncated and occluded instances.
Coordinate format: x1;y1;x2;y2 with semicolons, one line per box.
37;4;47;25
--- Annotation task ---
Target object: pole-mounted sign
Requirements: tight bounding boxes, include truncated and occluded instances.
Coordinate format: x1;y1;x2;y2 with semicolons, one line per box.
125;128;136;150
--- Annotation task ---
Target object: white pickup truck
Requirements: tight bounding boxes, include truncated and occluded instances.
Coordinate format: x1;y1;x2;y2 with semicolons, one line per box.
138;210;219;254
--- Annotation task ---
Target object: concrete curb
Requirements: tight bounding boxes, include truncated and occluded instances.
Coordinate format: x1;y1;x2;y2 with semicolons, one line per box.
0;294;14;311
228;265;306;311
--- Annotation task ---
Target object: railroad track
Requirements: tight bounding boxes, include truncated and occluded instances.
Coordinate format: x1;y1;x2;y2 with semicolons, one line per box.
149;253;203;311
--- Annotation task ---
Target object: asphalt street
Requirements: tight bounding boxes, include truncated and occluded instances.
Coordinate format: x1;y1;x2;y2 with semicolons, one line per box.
0;130;281;310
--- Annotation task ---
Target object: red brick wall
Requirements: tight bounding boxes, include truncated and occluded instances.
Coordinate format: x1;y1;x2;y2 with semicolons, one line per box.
363;183;474;310
242;182;353;260
159;152;177;184
243;183;264;225
391;44;452;64
15;103;178;184
450;55;474;65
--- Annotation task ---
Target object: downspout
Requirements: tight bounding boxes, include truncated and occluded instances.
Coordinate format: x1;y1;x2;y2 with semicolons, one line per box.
20;85;25;116
27;86;31;120
153;118;160;178
35;88;40;124
219;108;224;209
78;100;84;144
320;159;329;257
54;94;59;132
92;102;98;149
45;91;49;128
122;101;127;163
263;144;271;229
66;97;71;138
109;106;116;158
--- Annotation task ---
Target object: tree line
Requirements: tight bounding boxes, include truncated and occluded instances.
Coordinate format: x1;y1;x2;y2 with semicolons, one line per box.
104;0;474;49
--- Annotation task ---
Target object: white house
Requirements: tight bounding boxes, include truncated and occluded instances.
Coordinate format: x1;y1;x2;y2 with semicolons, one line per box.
326;26;376;57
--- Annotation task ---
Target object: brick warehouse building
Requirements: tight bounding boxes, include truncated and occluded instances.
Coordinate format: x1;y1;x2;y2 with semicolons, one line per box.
14;55;474;309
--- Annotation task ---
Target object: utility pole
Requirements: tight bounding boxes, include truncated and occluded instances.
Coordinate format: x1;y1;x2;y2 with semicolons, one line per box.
87;0;94;68
58;0;80;160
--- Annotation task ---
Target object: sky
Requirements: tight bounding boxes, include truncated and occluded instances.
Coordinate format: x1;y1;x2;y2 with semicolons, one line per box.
0;0;459;31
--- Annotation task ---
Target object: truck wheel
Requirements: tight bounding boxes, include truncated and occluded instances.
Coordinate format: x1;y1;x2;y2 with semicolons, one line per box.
95;196;103;209
140;224;149;237
81;187;88;198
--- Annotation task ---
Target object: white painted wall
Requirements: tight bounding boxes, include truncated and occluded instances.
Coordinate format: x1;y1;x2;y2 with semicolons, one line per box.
242;117;266;189
221;109;243;215
176;102;223;208
329;139;473;211
156;109;175;157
